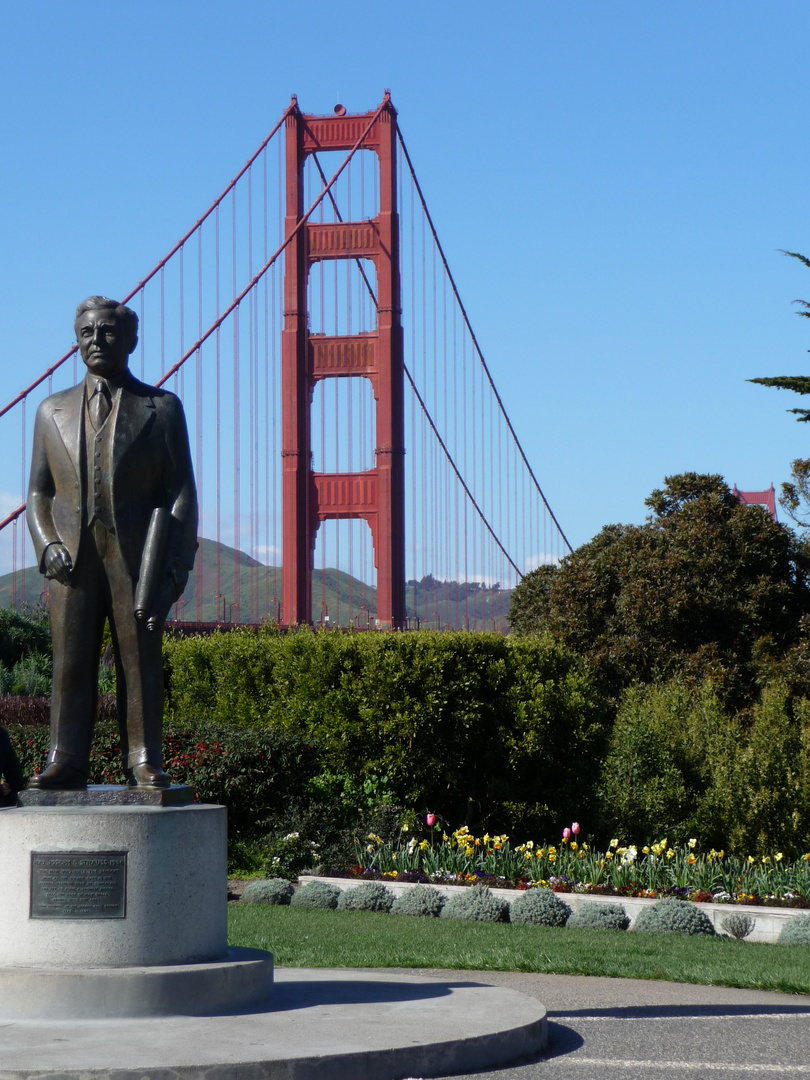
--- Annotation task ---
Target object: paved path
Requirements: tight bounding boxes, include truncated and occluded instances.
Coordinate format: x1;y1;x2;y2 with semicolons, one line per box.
399;969;810;1079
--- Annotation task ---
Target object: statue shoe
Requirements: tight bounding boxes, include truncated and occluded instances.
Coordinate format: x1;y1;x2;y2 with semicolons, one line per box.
28;762;88;790
127;762;170;788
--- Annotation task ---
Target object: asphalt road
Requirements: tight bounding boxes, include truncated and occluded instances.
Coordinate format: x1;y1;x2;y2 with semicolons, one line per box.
406;968;810;1079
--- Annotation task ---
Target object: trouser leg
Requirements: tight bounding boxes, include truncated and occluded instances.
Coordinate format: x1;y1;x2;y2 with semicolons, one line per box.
95;523;165;770
46;542;106;771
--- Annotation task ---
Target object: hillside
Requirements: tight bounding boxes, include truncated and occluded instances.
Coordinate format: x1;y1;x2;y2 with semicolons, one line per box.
0;538;510;629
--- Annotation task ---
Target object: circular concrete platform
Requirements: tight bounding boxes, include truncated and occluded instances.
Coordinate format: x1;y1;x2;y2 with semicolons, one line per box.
0;967;547;1080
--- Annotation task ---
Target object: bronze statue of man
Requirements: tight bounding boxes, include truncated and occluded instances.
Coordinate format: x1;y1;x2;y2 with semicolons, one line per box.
26;297;198;789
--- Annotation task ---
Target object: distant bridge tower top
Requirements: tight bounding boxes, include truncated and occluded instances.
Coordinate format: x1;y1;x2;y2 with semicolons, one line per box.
732;483;777;522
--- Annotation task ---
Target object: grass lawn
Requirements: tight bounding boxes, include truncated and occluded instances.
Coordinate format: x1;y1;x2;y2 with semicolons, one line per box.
228;906;810;996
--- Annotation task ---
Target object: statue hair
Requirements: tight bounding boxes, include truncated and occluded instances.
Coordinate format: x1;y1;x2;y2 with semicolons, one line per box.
74;296;139;346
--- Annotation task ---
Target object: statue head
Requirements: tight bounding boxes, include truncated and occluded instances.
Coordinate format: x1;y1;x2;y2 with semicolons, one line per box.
75;297;139;379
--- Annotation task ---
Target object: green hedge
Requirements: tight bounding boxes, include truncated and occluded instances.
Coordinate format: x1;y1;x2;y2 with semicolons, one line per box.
163;627;606;838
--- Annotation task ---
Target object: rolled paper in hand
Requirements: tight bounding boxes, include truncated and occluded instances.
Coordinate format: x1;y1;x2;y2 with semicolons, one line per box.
134;508;171;621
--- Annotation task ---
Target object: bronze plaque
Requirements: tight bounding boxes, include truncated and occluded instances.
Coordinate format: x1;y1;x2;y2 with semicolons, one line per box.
30;851;127;919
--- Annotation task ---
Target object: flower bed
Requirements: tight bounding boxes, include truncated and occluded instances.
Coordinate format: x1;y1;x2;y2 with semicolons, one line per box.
349;823;810;908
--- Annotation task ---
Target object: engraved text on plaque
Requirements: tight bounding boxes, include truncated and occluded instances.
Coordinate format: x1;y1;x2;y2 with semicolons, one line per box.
30;851;127;919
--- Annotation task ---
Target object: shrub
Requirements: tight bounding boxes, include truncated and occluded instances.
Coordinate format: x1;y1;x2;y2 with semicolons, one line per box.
290;881;341;909
264;832;320;880
391;885;446;918
163;627;605;838
336;881;395;913
632;898;716;936
568;902;629;931
241;878;294;905
721;912;756;940
510;887;571;927
778;912;810;945
440;885;510;923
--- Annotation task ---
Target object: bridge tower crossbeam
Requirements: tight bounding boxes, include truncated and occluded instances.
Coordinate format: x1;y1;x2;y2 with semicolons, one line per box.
282;94;406;628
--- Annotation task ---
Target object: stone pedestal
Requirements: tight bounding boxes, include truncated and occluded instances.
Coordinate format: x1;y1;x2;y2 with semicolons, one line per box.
0;799;273;1018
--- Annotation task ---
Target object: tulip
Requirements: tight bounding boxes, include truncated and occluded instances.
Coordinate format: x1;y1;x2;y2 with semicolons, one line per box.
571;822;580;835
426;813;436;827
562;827;571;841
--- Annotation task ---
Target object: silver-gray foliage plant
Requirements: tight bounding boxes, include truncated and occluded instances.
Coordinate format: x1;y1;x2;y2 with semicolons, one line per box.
391;885;446;917
440;884;510;923
336;881;395;913
567;901;629;931
510;887;571;928
721;912;755;940
290;880;341;909
778;912;810;945
632;898;715;936
241;877;295;905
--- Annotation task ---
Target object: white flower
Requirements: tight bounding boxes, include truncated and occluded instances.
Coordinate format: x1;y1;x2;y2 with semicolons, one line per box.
283;832;300;841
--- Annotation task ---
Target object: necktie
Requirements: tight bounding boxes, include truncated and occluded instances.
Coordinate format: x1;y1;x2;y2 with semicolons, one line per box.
90;380;111;431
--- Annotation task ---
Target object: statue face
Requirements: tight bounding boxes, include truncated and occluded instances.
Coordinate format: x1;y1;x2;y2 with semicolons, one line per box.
76;307;133;378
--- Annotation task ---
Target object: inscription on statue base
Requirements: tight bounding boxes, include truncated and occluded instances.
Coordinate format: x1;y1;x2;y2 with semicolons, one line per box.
30;851;127;919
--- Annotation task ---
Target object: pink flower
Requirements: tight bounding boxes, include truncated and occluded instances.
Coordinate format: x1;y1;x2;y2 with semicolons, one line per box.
562;827;571;841
426;813;436;827
572;822;580;835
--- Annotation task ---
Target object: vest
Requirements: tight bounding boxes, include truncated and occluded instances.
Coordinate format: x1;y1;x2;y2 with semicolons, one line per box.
83;382;117;533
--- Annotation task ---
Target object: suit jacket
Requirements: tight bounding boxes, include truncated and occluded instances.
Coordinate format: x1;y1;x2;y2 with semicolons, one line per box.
26;371;198;585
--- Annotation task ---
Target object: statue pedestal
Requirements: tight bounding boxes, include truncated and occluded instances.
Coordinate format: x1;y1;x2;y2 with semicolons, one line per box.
0;797;273;1018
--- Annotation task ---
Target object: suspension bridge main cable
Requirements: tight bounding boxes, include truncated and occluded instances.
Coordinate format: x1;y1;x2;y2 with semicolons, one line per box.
395;124;573;555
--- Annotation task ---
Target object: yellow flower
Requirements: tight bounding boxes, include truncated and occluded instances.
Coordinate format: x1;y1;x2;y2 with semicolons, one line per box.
526;840;534;850
761;856;770;865
483;833;490;844
525;851;532;860
775;852;784;862
494;842;502;850
688;838;697;849
605;851;613;861
548;853;556;862
442;833;449;842
642;846;650;855
688;855;696;864
547;846;557;856
419;840;428;851
748;855;755;865
665;849;675;860
465;846;474;857
803;853;810;862
535;851;544;859
570;841;578;852
609;839;619;849
474;838;481;847
402;825;408;833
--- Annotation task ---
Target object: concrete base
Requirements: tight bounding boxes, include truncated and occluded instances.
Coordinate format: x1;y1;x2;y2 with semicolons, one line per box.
0;804;227;967
0;946;274;1020
0;967;547;1080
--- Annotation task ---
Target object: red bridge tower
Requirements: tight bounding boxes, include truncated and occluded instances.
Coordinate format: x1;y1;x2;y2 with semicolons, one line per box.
281;94;406;627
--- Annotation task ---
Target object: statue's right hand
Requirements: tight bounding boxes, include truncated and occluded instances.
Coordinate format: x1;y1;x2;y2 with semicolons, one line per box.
43;543;73;584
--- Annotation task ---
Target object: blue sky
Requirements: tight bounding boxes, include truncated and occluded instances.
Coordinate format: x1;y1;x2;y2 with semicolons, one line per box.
2;1;810;565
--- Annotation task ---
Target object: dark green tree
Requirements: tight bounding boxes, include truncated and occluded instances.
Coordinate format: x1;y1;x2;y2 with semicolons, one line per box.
749;251;810;526
508;473;810;704
749;251;810;422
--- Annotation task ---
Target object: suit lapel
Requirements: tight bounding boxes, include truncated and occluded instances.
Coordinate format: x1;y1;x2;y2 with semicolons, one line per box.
113;377;156;474
52;385;85;484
